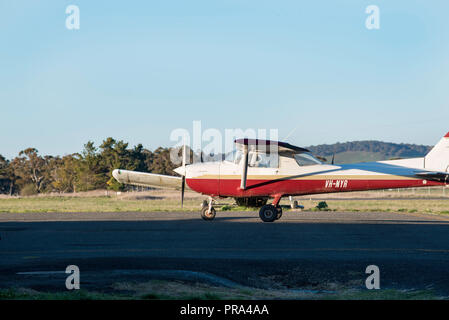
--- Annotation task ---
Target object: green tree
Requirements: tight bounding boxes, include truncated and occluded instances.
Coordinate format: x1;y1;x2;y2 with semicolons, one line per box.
145;147;178;176
99;137;147;190
51;154;80;193
74;142;104;191
0;154;14;194
11;148;52;193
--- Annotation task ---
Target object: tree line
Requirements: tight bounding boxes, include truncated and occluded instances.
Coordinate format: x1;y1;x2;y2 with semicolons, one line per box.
0;138;178;196
1;138;433;196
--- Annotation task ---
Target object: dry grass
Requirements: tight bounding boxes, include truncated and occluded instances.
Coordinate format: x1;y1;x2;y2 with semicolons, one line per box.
0;187;448;215
0;190;208;213
284;199;449;216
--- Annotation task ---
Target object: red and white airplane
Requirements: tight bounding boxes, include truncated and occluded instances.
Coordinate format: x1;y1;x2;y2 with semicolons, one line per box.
113;132;449;222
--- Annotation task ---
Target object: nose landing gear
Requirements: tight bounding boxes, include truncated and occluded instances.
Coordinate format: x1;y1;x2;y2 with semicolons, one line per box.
200;197;216;221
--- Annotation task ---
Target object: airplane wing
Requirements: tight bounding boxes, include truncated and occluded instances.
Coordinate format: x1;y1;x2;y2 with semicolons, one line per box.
414;171;449;183
112;169;183;189
234;138;310;154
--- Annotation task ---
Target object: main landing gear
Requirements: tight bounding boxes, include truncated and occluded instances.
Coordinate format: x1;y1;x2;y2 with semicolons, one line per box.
258;204;282;222
200;197;216;221
258;195;283;222
199;195;284;222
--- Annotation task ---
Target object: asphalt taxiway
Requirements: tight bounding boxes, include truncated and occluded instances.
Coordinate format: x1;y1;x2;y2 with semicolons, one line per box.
1;211;449;294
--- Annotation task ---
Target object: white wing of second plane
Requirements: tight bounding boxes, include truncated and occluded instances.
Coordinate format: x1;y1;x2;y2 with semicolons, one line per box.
112;169;183;189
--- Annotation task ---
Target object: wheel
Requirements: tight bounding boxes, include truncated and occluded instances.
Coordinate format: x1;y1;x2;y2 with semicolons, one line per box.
201;206;216;221
259;205;278;222
275;206;282;220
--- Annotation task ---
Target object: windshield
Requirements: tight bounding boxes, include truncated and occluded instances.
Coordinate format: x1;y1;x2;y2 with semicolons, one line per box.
224;150;242;164
294;153;322;166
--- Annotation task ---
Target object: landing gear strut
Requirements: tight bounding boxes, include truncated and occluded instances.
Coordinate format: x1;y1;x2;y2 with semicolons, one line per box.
276;206;282;220
201;197;216;221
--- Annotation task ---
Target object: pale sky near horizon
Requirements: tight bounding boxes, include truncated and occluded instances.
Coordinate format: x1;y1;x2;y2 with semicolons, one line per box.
1;1;449;159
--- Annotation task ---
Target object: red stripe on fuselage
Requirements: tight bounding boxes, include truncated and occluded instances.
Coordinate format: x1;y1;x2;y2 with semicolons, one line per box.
186;178;443;197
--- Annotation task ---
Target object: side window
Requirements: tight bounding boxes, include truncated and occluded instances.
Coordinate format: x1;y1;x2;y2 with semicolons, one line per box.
294;153;321;166
248;152;278;168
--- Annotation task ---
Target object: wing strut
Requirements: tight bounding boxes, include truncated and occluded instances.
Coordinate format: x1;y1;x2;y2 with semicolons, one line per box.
240;144;249;190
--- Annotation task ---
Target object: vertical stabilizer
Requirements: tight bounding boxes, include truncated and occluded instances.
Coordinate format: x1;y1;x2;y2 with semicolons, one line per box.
425;132;449;172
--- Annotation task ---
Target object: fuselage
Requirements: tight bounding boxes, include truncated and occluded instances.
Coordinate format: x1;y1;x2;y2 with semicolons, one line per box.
184;156;445;198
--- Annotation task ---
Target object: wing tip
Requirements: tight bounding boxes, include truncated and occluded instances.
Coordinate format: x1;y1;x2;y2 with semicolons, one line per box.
112;169;121;179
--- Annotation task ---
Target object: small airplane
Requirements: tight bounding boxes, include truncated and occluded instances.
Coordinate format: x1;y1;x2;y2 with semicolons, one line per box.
113;132;449;222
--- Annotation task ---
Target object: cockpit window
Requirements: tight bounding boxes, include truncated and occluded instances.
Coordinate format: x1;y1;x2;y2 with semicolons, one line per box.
294;153;322;166
224;150;278;168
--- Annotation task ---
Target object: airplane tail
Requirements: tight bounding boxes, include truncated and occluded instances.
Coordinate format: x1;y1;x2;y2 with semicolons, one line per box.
424;132;449;172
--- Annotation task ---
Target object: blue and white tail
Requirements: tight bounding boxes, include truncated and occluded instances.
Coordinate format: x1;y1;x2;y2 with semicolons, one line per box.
425;132;449;172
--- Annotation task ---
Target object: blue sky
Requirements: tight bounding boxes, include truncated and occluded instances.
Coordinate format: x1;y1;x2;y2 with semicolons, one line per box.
1;1;449;159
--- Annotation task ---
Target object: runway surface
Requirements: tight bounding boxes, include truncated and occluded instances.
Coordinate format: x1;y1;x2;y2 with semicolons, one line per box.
1;210;449;295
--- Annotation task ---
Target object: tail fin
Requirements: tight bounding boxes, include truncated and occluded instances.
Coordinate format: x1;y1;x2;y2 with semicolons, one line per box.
424;132;449;172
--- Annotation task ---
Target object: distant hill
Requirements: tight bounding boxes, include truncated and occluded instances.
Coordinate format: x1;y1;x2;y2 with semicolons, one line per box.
306;141;432;164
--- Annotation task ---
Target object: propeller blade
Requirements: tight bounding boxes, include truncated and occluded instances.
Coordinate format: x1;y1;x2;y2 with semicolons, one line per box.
181;176;185;208
181;137;187;176
331;153;335;165
181;137;186;207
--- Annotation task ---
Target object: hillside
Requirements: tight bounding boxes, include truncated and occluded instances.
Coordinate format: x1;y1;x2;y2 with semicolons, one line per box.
306;141;432;164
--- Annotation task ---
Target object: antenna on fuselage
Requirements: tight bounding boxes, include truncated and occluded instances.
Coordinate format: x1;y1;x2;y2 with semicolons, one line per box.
282;126;298;141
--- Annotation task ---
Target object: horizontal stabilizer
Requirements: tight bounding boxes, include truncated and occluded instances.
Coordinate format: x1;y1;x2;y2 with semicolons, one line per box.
414;171;449;184
112;169;183;189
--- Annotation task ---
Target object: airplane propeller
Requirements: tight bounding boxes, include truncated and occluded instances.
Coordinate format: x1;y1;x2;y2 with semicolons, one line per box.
181;141;187;208
181;175;185;208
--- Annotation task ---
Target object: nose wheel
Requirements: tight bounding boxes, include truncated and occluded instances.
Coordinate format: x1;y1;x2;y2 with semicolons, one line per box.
201;197;216;221
201;206;216;220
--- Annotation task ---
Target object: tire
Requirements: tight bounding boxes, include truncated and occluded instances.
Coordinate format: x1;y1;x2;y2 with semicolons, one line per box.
201;206;216;221
275;206;283;220
259;205;278;222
